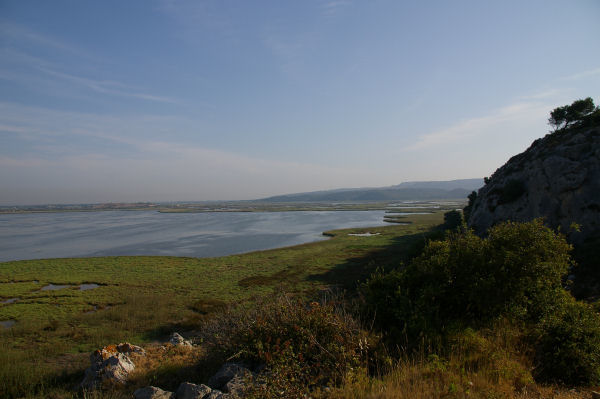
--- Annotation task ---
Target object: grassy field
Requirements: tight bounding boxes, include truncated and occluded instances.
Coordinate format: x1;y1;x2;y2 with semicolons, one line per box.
0;212;443;398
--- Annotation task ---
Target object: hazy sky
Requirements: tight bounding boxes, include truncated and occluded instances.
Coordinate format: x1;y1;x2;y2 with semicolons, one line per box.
1;1;599;205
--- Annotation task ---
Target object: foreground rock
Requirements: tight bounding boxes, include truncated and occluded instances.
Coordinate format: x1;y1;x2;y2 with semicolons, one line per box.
176;382;213;399
135;382;227;399
208;362;253;395
134;386;175;399
169;332;193;347
81;343;146;389
468;125;600;244
177;382;227;398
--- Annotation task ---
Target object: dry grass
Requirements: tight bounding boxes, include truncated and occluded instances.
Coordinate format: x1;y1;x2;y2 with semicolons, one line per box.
329;363;595;398
127;343;204;392
329;323;597;399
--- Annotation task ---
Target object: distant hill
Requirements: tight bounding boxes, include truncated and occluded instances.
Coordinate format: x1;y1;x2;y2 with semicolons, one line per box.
390;178;484;191
260;178;483;202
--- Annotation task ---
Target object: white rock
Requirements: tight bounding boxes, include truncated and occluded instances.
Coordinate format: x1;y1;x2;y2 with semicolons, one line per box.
169;332;193;347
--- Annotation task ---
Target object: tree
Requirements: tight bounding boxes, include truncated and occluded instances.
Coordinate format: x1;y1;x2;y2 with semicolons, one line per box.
443;210;462;230
549;97;597;131
463;190;477;223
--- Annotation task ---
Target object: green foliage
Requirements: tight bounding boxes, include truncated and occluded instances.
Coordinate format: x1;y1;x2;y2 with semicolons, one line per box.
363;220;573;343
362;219;600;386
571;235;600;298
533;297;600;385
462;190;477;223
484;220;572;321
442;210;463;230
548;97;598;131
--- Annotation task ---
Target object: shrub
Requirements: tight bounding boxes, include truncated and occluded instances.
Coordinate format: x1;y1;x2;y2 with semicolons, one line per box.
202;294;377;397
484;219;572;321
532;298;600;385
362;219;600;386
442;210;463;230
362;219;573;342
463;191;477;223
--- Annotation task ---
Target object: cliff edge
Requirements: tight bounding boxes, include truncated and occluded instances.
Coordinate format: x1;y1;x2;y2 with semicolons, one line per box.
467;122;600;244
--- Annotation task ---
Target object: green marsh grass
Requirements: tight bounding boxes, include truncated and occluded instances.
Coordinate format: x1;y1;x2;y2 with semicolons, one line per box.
0;212;443;398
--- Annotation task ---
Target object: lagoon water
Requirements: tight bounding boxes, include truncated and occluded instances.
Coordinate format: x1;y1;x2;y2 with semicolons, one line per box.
0;210;390;262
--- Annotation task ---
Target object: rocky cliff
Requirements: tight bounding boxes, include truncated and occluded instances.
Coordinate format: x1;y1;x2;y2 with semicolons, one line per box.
467;123;600;244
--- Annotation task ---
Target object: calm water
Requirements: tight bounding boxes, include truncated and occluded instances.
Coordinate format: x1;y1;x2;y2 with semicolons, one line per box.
0;210;390;262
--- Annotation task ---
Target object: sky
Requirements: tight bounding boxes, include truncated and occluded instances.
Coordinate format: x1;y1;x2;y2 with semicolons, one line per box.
1;0;599;205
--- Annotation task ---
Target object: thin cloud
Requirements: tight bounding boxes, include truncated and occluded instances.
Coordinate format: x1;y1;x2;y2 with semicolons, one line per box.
0;21;96;60
405;101;550;151
518;89;564;100
0;23;177;104
561;67;600;81
156;0;240;44
320;0;351;16
35;67;178;104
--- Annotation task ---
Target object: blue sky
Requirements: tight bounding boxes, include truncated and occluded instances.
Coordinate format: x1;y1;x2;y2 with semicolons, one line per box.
1;0;599;204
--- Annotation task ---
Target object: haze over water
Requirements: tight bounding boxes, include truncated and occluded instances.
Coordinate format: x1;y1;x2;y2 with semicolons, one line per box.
0;210;390;262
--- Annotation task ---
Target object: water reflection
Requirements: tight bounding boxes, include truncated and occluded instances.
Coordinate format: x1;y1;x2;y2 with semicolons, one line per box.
0;210;389;261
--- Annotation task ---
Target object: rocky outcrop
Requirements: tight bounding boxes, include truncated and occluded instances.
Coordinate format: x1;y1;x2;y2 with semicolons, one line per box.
134;386;176;399
134;363;253;399
468;125;600;243
81;343;146;389
208;363;252;392
135;381;229;399
176;382;213;399
81;336;252;397
169;332;193;348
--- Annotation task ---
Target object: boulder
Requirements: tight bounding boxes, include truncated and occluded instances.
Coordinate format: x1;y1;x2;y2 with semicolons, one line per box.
169;332;193;347
224;374;247;396
204;391;229;399
80;343;145;389
133;386;175;399
176;382;213;399
208;362;253;392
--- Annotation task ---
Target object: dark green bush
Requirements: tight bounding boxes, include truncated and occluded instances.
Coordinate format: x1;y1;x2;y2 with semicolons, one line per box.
572;235;600;298
533;297;600;385
362;219;600;385
362;219;572;342
442;210;463;230
484;219;572;321
463;190;477;222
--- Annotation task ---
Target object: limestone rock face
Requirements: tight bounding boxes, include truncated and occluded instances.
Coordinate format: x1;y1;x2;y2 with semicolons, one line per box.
468;126;600;243
80;343;146;389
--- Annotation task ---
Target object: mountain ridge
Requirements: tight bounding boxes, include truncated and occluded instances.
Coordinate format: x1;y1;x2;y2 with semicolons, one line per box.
259;178;483;202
